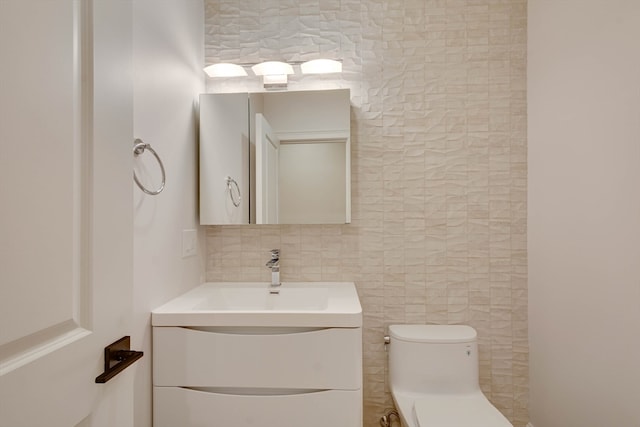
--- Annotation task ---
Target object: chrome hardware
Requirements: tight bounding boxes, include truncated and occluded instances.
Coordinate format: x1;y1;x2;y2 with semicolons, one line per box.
225;176;241;207
380;409;400;427
133;138;166;195
266;248;280;266
266;249;280;293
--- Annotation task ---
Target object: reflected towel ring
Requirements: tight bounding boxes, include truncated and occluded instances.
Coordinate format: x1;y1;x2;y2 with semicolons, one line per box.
226;176;241;207
133;139;165;195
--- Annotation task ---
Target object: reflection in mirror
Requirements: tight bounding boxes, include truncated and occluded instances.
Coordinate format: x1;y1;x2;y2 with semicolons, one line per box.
200;89;351;225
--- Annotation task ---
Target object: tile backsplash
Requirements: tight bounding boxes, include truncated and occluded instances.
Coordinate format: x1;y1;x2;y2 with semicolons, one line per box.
204;1;528;425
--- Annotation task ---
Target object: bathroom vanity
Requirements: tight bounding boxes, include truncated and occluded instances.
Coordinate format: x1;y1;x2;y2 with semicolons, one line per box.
151;282;363;427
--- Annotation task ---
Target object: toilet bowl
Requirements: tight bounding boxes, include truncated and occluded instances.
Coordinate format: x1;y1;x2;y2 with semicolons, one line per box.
388;325;513;427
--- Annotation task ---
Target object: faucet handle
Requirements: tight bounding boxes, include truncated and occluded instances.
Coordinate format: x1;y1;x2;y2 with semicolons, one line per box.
270;248;280;258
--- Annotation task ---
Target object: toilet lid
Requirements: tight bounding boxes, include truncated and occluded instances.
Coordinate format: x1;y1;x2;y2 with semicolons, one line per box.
414;395;513;427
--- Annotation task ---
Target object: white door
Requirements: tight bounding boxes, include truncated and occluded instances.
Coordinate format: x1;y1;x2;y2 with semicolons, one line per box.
0;2;134;427
255;113;280;224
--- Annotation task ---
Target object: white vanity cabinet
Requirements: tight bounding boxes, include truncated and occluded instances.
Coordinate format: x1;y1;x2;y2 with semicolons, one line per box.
153;326;362;427
151;282;363;427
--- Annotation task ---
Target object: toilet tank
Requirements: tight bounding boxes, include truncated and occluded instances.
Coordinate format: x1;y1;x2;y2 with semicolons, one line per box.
388;325;480;395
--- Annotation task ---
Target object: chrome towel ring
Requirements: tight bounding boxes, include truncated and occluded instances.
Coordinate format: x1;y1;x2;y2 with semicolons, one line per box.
226;176;241;207
133;138;165;195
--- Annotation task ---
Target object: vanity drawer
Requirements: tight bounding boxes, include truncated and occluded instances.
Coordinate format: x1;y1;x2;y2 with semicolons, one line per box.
154;386;362;427
153;326;362;389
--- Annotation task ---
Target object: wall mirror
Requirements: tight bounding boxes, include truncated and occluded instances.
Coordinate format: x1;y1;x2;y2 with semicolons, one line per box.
200;89;351;225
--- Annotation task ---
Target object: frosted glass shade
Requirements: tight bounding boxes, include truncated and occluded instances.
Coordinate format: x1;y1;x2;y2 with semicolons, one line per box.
300;59;342;74
251;61;294;76
204;63;247;77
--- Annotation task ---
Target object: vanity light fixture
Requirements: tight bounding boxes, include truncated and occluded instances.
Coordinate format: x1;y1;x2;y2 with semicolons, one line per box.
251;61;294;89
204;59;342;89
203;63;247;78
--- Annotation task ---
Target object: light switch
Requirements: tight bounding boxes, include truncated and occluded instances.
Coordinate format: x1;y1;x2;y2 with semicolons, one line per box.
182;229;197;258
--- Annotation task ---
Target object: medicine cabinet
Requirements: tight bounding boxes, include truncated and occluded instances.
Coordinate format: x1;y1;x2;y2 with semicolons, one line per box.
199;89;351;225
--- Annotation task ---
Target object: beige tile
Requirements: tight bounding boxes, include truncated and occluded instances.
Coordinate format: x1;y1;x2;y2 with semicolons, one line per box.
204;0;528;425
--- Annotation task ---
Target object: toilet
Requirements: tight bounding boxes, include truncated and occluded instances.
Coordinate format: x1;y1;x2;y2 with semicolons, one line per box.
388;324;513;427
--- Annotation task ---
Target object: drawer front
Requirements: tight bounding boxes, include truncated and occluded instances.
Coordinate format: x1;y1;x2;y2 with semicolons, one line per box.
154;386;362;427
153;326;362;389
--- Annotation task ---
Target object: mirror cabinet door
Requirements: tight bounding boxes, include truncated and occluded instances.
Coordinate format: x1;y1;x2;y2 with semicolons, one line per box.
200;93;250;225
199;89;350;225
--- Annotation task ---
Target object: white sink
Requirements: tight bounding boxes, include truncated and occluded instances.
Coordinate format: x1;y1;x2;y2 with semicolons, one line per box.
195;284;329;311
152;282;362;327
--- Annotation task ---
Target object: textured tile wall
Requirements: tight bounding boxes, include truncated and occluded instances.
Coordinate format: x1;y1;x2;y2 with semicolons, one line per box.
204;1;528;426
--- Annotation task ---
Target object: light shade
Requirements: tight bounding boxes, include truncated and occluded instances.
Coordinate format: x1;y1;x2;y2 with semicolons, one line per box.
300;59;342;74
251;61;294;76
203;63;247;77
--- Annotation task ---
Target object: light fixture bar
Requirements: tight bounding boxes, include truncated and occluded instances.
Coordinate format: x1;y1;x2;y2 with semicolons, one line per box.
262;74;289;89
204;59;343;89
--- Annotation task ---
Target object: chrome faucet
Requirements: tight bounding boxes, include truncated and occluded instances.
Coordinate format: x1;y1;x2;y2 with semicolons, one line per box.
265;249;280;293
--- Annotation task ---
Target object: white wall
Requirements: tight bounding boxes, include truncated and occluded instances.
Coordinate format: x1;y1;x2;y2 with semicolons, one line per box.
132;1;205;426
528;1;640;426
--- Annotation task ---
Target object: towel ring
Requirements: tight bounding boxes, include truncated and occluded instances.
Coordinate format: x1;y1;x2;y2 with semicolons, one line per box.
226;176;241;207
133;139;165;195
